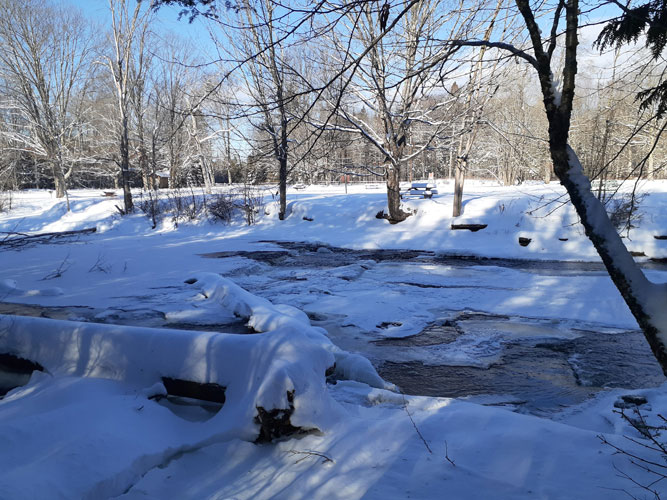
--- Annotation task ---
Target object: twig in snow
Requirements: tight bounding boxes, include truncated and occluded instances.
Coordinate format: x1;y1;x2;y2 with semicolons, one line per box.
88;253;111;273
287;450;334;465
401;392;433;455
598;406;667;499
0;227;96;250
41;252;71;280
444;441;456;467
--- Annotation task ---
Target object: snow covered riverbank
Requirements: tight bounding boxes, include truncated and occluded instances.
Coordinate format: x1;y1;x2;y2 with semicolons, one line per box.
1;183;667;498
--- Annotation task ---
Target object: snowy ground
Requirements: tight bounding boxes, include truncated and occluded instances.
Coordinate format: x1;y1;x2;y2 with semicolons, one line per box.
1;181;667;499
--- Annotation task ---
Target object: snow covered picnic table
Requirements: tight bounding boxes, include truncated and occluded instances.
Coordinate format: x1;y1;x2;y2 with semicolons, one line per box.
402;181;439;198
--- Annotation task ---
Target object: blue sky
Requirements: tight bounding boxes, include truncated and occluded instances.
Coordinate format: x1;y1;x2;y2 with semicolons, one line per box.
65;0;213;50
68;0;187;26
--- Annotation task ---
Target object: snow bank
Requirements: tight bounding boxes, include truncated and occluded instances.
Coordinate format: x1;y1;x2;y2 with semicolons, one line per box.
0;278;63;298
5;183;667;262
188;273;396;391
0;313;340;439
0;272;394;439
112;380;667;499
0;274;398;499
191;273;314;335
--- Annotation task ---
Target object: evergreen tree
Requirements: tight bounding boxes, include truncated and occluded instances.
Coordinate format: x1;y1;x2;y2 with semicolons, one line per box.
597;0;667;117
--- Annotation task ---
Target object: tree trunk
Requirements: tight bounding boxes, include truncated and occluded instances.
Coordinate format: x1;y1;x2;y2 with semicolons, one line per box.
151;133;159;190
120;115;133;213
551;138;667;374
506;0;667;374
278;155;287;220
139;141;151;190
225;120;233;185
190;111;214;194
278;119;288;220
202;160;214;193
385;163;408;222
453;157;466;217
648;144;655;180
52;162;66;199
169;160;178;189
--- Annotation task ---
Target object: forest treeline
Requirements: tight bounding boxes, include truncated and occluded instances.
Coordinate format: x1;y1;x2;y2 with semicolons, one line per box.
0;0;662;205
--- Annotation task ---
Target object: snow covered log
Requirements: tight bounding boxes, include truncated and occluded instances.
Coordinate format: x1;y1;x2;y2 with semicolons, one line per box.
0;313;341;441
186;273;396;392
0;353;44;397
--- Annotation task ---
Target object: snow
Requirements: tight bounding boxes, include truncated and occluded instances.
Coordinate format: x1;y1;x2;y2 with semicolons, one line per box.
115;381;667;500
0;312;342;434
1;183;667;498
187;272;393;390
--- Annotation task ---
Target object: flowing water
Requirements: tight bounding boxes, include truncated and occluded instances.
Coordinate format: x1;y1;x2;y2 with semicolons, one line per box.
2;241;665;415
374;316;665;416
208;241;667;415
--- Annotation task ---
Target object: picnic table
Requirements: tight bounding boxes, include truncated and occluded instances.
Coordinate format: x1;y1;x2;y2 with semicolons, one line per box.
403;181;438;199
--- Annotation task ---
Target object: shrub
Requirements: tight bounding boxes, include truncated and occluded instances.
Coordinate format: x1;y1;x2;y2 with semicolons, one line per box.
238;185;264;225
208;193;236;223
599;404;667;499
138;187;263;228
137;190;161;228
164;188;205;224
606;192;645;235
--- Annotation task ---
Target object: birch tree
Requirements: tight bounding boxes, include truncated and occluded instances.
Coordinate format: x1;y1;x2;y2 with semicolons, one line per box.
104;0;155;213
451;1;505;217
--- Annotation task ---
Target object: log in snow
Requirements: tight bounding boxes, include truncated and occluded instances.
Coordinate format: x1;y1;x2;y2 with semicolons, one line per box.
0;313;339;441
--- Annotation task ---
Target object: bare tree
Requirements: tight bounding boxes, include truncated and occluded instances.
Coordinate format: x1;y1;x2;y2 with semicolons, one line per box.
183;76;228;193
478;68;551;185
455;0;667;373
129;34;155;191
151;39;191;188
451;0;505;217
228;0;302;219
104;0;155;213
312;1;480;221
152;0;440;220
0;0;95;203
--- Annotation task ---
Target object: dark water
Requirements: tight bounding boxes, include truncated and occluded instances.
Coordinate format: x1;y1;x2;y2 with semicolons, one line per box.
202;240;667;274
376;318;666;416
2;301;664;415
199;241;667;415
